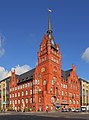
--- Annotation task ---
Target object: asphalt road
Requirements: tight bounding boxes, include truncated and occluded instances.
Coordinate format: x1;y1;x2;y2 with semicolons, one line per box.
0;112;89;120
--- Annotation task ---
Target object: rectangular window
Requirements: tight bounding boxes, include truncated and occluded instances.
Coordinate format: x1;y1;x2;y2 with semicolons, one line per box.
26;98;28;104
18;100;20;104
30;98;32;103
30;89;32;94
18;92;20;97
22;91;24;96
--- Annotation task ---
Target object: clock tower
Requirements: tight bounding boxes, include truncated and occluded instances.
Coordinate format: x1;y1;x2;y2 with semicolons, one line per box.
34;12;62;111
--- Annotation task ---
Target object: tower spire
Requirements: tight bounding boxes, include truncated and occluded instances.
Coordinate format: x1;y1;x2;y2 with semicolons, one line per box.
48;11;52;32
47;9;53;39
47;9;56;47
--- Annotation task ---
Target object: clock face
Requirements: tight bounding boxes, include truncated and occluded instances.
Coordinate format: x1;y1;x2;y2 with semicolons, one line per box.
51;40;54;45
41;67;45;72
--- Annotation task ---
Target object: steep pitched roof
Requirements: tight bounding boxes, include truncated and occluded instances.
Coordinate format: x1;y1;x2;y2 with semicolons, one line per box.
18;68;35;84
0;76;11;83
79;78;89;84
61;69;72;80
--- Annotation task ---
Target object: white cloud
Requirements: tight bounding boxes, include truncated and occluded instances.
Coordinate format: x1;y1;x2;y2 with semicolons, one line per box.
0;65;32;81
82;47;89;63
0;66;8;80
0;35;5;57
11;64;32;75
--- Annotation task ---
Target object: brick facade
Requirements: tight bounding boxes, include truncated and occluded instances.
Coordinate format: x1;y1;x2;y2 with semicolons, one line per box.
9;15;80;112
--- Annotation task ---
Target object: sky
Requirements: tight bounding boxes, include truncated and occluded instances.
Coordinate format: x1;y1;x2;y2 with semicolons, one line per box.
0;0;89;80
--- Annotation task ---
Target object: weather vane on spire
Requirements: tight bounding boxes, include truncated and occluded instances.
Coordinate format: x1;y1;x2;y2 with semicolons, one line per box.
48;9;52;13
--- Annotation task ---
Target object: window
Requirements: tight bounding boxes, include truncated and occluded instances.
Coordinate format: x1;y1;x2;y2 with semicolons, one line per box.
51;97;54;103
54;66;57;72
73;100;75;104
15;93;17;97
18;100;20;104
53;77;57;82
50;87;53;94
62;91;64;96
37;80;40;85
69;93;72;97
35;80;37;84
18;86;20;90
65;85;67;89
70;84;72;89
35;87;38;94
64;84;66;88
26;98;28;104
25;84;27;88
26;90;28;95
43;80;46;85
56;98;59;103
15;100;17;104
39;97;42;103
28;83;30;87
18;92;20;97
69;100;72;104
76;100;78;104
15;87;17;90
22;91;24;96
30;98;32;103
22;99;24;103
30;89;32;94
12;94;14;97
10;101;12;105
20;85;22;89
33;80;35;85
23;84;24;88
52;80;54;85
10;94;11;98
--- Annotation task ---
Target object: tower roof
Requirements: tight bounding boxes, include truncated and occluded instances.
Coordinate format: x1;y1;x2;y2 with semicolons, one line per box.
47;10;56;47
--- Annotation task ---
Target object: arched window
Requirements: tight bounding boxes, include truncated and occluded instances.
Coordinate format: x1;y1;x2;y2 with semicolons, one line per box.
52;80;54;85
26;90;28;95
53;77;57;82
43;80;46;85
54;66;57;72
50;87;53;94
39;97;42;103
26;98;28;104
69;100;72;104
52;77;57;85
51;97;54;103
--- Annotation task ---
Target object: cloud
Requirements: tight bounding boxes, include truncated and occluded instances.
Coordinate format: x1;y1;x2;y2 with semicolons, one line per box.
0;35;5;57
0;66;8;80
11;64;32;75
0;65;32;81
82;47;89;63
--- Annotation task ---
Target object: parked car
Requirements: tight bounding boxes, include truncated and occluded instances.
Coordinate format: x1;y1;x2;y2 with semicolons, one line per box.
74;108;81;112
62;108;69;112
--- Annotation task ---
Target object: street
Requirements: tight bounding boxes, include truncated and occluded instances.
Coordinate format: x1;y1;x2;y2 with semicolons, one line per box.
0;112;89;120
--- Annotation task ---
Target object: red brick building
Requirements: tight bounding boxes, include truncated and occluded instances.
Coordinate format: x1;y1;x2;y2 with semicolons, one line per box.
9;14;80;112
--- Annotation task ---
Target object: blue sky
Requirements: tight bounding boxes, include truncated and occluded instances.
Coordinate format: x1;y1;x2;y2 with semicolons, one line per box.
0;0;89;80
